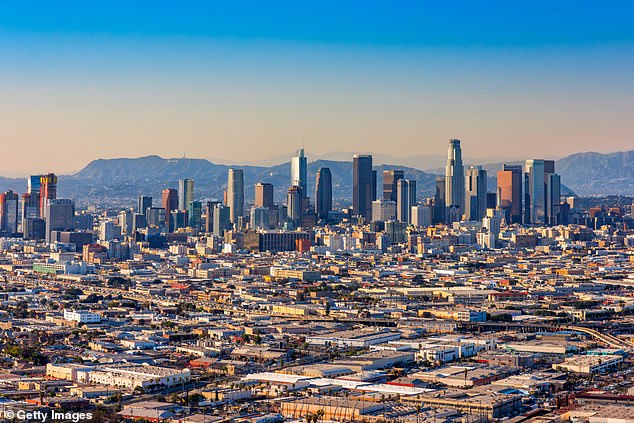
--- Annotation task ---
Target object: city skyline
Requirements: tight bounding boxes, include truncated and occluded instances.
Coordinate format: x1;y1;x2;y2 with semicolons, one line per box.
1;3;634;420
1;2;634;175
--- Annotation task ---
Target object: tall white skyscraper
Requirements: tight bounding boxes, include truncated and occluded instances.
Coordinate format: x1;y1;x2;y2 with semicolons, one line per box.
291;148;307;198
445;139;465;213
227;169;244;224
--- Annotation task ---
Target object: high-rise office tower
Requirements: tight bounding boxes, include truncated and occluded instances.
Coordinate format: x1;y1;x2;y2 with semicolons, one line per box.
0;191;19;234
178;179;194;210
39;173;57;218
146;207;166;229
433;176;446;224
497;165;523;224
383;170;404;202
26;175;42;218
44;199;74;243
372;199;396;222
138;196;153;215
411;205;432;227
187;200;202;228
212;203;231;236
524;159;545;225
132;213;147;233
118;209;134;235
286;186;303;228
255;183;274;209
464;166;487;221
396;179;416;224
315;168;332;220
250;207;270;229
23;218;46;240
28;175;41;196
171;210;188;231
21;193;31;223
227;169;244;224
204;201;220;233
353;154;373;219
291;148;308;198
161;188;178;231
546;172;561;226
524;159;559;226
445;139;464;212
371;170;377;203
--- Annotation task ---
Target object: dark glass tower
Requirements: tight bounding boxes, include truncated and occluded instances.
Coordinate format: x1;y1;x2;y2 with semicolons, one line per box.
353;154;373;219
383;169;404;202
315;167;332;220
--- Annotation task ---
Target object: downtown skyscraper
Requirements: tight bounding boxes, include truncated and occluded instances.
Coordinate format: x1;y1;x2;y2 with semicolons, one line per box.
0;190;19;234
138;195;153;215
255;183;274;209
44;199;74;244
383;169;404;202
315;167;332;220
524;159;561;226
227;168;244;224
178;178;194;211
396;179;416;224
353;154;374;220
291;148;307;199
39;173;57;218
497;164;523;224
445;139;465;216
161;188;178;231
464;166;487;221
23;175;42;219
286;185;303;228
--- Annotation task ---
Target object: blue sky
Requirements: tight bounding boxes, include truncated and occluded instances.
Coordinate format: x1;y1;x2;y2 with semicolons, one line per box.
2;1;633;47
1;1;633;174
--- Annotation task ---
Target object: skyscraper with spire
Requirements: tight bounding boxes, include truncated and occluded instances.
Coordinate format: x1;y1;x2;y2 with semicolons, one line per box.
445;139;465;215
291;148;307;198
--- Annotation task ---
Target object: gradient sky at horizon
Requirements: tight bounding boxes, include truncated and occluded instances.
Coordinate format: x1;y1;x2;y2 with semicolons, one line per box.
1;1;634;176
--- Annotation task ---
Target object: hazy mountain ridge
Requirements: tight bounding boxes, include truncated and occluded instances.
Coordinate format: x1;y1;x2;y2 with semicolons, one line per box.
68;157;438;204
556;150;634;195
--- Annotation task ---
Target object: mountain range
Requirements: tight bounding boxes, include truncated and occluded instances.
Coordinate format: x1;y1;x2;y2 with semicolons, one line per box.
0;150;631;207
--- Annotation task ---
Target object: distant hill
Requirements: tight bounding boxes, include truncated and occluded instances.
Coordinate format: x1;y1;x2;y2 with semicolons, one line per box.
66;155;438;205
556;150;634;196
